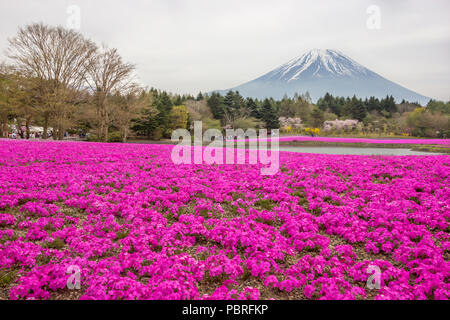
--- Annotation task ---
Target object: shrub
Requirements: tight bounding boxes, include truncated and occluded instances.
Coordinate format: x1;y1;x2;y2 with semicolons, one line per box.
87;133;99;142
108;131;122;143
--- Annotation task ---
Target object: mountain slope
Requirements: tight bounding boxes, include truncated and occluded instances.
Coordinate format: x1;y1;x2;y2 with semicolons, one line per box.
216;49;431;105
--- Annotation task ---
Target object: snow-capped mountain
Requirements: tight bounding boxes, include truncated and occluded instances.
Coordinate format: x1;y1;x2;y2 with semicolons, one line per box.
216;49;431;104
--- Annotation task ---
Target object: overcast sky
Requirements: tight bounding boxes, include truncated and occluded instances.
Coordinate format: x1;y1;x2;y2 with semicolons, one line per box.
1;0;449;100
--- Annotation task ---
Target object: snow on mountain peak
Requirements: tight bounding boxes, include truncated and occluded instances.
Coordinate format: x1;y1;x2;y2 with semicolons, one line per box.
264;49;371;82
218;48;431;105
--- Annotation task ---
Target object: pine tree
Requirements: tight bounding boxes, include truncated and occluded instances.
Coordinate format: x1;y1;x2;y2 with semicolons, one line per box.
246;98;260;118
367;96;380;113
154;91;173;137
173;95;182;105
261;99;279;129
381;95;397;116
351;96;367;121
207;92;225;120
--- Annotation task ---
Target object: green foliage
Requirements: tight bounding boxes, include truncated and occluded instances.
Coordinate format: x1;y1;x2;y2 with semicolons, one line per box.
317;92;343;116
231;117;263;130
196;92;204;101
43;238;65;250
254;198;277;211
318;93;398;119
153;91;174;138
169;105;189;130
406;107;450;138
131;89;178;140
87;133;99;142
261;99;280;129
342;95;367;121
116;229;130;240
279;95;313;120
202;118;222;132
310;107;325;128
131;90;159;138
381;95;397;115
108;131;122;142
246;98;260;118
0;269;18;288
207;92;226;120
427;100;450;114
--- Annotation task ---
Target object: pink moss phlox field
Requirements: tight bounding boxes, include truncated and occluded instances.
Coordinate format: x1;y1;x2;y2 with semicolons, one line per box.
0;140;449;300
237;136;450;145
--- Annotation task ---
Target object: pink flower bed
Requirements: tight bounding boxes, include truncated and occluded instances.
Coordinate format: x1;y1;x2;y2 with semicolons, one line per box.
0;140;449;300
242;136;450;145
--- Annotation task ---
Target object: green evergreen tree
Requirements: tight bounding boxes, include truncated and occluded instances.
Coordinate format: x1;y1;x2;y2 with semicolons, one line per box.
153;91;173;137
173;95;182;105
352;96;367;121
207;92;225;120
246;97;260;118
261;99;279;129
367;96;381;113
381;95;397;116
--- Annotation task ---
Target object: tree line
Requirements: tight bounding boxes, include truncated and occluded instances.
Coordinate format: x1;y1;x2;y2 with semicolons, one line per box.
205;90;449;137
316;93;449;137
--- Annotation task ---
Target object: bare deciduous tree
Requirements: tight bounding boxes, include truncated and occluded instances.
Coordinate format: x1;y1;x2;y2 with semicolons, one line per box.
85;46;135;142
109;85;149;142
185;99;213;121
6;23;97;139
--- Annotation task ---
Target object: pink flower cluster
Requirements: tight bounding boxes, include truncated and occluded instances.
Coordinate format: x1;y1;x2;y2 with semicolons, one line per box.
0;140;448;300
